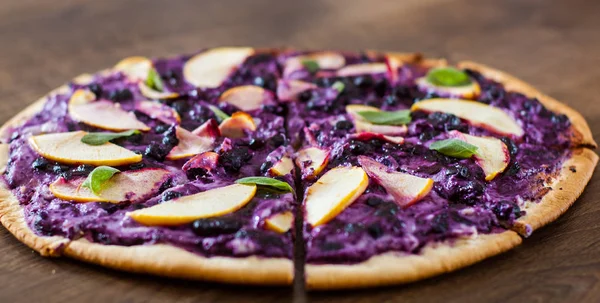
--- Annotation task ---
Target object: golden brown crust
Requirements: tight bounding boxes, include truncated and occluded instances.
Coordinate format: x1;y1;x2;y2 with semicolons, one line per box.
513;148;599;236
457;61;597;148
305;231;522;290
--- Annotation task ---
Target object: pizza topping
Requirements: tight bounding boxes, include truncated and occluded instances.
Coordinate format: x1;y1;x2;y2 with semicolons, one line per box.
426;67;471;87
412;98;524;137
208;105;231;122
113;56;152;81
219;85;271;111
49;168;170;203
268;156;294;176
346;105;409;135
80;130;140;146
166;127;215;160
218;112;257;138
356;109;411;126
276;80;317;102
138;82;180;100
135;101;181;125
265;211;294;233
183;47;254;88
416;67;480;99
447;131;510;181
295;147;330;180
145;67;164;91
358;156;433;208
182;151;219;180
283;51;346;78
29;131;142;166
235;176;293;193
304;166;369;226
127;183;257;226
68;89;150;131
429;138;479;159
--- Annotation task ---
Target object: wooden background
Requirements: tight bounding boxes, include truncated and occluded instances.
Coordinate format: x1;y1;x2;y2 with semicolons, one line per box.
1;0;599;302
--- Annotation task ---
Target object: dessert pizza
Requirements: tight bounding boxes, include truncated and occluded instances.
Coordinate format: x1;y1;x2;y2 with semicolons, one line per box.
0;47;596;289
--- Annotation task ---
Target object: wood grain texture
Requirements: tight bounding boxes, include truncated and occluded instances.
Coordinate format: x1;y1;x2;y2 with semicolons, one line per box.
0;0;598;302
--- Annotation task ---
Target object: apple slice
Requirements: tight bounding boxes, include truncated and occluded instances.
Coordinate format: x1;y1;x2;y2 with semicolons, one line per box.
305;166;369;226
265;211;294;233
183;47;254;88
268;156;294;176
192;119;221;137
49;168;170;203
138;82;179;100
127;183;256;226
136;101;181;125
219;85;270;111
411;98;524;137
337;63;387;77
358;156;433;208
182;151;220;174
114;56;153;81
415;76;481;99
218;112;257;139
276;80;317;102
283;51;346;77
295;147;330;180
346;105;408;136
166;127;215;160
0;144;8;174
68;89;150;131
29;131;142;166
447;130;510;181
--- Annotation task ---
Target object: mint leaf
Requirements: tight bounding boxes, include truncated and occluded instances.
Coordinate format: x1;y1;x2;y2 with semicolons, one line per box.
235;177;293;193
208;105;230;122
82;166;120;196
301;59;320;73
146;67;164;92
357;110;411;125
429;139;478;158
81;130;140;146
426;67;471;87
331;81;345;94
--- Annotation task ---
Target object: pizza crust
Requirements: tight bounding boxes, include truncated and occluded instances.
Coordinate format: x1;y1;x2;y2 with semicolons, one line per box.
457;61;597;148
305;231;522;290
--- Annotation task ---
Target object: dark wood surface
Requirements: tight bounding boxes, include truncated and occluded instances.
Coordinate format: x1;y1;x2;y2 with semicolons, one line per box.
1;0;599;302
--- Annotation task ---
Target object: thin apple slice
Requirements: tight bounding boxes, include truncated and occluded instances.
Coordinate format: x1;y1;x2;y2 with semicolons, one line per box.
283;51;346;77
276;80;317;102
305;166;369;226
269;156;294;176
29;131;142;166
0;144;8;174
265;211;294;233
219;85;270;111
218;112;257;139
68;89;150;131
295;147;330;180
127;183;257;226
192;119;221;137
136;101;181;125
415;77;481;99
114;56;153;81
182;151;220;174
49;168;171;203
337;63;387;77
358;156;433;208
166;127;215;160
411;98;524;137
448;130;510;181
183;47;254;88
138;82;179;100
346;105;408;136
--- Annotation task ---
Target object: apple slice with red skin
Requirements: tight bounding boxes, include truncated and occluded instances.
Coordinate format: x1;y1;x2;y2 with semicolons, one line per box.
219;112;257;139
283;51;346;78
192;119;221;137
49;168;171;203
182;151;219;175
166;127;216;160
136;101;181;125
295;147;330;180
219;85;271;111
183;47;254;88
358;156;434;208
411;98;524;137
447;130;510;181
69;89;150;131
276;80;317;102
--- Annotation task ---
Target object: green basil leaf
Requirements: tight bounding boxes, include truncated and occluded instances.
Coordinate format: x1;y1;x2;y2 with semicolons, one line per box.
208;105;231;122
331;81;345;94
426;67;471;87
429;138;478;158
146;67;164;91
235;177;293;193
81;166;121;196
357;110;412;125
81;130;140;146
301;59;320;73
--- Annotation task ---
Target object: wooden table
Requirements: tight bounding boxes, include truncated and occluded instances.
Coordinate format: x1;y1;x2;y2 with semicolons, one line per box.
1;0;599;302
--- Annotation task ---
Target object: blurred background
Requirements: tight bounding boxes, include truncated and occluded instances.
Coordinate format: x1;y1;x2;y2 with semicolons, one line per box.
1;1;599;302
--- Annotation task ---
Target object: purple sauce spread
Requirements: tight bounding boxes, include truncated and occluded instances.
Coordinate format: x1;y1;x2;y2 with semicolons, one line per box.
1;49;574;265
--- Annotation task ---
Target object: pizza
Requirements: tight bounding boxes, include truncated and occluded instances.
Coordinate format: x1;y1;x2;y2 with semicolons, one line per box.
0;47;596;290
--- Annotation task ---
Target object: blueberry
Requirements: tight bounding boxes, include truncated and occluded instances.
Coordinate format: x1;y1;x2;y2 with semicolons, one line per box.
162;191;182;202
171;100;189;115
315;77;332;87
154;124;169;134
186;167;208;180
501;137;519;156
219;147;252;173
298;90;312;102
335;120;353;130
374;202;399;217
253;75;276;91
269;134;286;148
73;164;94;177
458;166;470;178
353;76;373;88
493;200;520;221
248;138;265;150
344;223;364;233
109;88;133;102
162;135;178;146
192;217;242;237
374;79;388;97
348;141;368;155
504;161;521;176
384;95;398;105
430;213;449;234
260;161;272;174
245;53;273;65
32;158;49;171
144;143;169;161
367;224;384;239
52;164;69;174
88;83;103;98
129;162;146;170
320;241;344;251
